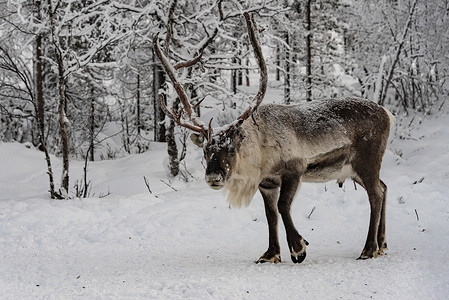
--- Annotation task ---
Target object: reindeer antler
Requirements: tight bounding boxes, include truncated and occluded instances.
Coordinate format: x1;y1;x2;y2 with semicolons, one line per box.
236;12;268;126
153;12;267;142
153;34;209;138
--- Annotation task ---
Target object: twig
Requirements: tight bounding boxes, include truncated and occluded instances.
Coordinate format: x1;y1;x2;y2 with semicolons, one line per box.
438;97;446;112
99;188;111;198
82;147;90;198
143;176;158;198
408;114;416;127
161;179;178;191
179;161;198;183
415;209;419;221
307;206;316;219
413;177;424;184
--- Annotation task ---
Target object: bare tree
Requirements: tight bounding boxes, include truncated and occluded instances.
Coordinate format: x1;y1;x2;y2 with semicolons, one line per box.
379;0;419;106
35;0;58;198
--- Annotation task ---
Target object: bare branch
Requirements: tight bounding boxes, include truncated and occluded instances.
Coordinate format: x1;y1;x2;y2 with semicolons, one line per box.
164;0;178;55
143;176;159;198
236;12;268;125
173;27;219;70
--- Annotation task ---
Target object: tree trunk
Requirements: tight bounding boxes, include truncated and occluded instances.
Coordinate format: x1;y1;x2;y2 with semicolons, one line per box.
374;55;387;103
237;45;243;86
124;115;130;153
210;47;219;83
136;72;141;136
284;31;291;104
276;44;281;81
231;41;238;94
57;58;69;196
89;89;95;161
305;0;312;102
166;98;180;177
35;0;58;199
191;83;201;117
153;52;166;142
245;50;250;87
48;0;69;197
231;67;237;94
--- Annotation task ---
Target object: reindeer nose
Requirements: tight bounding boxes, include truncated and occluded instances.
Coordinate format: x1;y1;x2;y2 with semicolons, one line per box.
206;173;225;190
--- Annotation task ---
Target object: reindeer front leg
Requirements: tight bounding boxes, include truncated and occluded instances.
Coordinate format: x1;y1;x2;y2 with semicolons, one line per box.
257;185;281;263
278;173;308;263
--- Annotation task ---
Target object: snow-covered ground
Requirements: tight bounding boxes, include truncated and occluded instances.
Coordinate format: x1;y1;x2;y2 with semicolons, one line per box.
1;103;449;299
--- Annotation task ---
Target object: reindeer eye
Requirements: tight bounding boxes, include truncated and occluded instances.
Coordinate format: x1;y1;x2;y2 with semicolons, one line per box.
228;147;236;155
205;147;211;156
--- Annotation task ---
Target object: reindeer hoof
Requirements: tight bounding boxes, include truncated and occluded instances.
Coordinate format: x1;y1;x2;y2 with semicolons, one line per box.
291;251;306;264
377;242;388;256
357;250;378;260
256;253;281;264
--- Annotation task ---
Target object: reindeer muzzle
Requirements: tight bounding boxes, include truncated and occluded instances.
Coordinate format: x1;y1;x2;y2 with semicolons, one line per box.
205;173;225;190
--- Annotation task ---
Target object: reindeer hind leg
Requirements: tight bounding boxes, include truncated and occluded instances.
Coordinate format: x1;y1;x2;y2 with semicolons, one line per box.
352;156;384;260
377;180;388;256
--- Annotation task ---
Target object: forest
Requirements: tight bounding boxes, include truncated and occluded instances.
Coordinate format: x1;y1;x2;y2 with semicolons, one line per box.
1;1;449;298
1;0;448;196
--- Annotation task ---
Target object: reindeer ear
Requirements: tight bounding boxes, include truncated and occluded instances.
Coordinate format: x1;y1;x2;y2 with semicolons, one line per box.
190;133;204;148
232;127;247;150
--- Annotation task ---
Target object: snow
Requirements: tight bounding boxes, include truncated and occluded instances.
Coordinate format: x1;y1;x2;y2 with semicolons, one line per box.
1;107;449;299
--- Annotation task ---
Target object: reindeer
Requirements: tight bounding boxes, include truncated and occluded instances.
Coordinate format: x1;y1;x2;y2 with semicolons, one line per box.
154;13;394;263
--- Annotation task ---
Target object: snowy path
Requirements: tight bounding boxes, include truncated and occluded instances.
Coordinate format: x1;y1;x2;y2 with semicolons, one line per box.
1;112;448;299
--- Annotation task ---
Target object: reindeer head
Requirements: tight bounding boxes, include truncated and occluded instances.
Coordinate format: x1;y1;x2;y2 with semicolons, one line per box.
191;126;247;189
154;12;267;190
